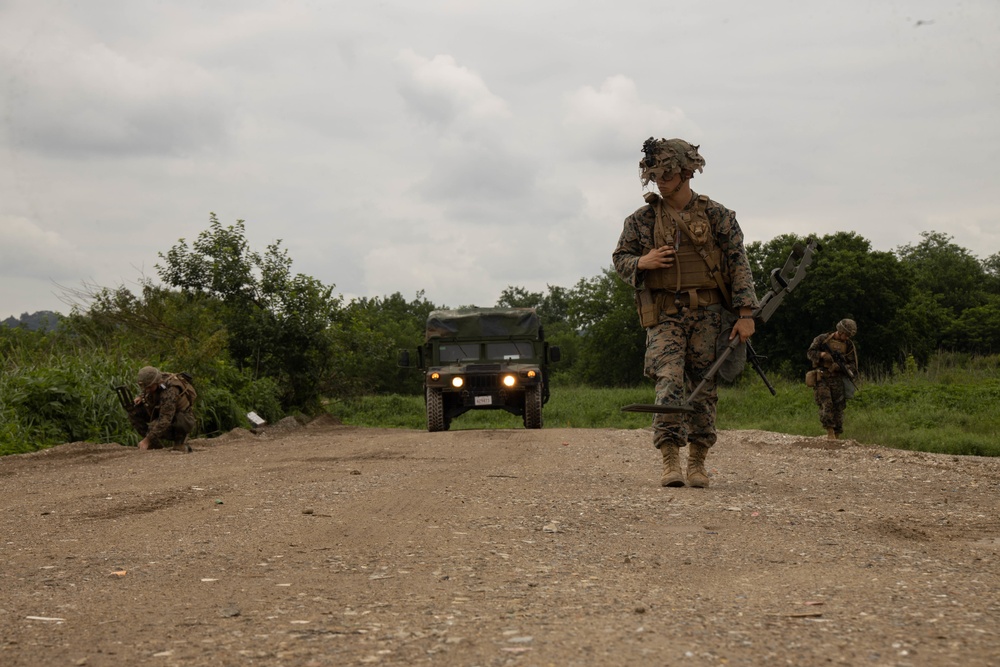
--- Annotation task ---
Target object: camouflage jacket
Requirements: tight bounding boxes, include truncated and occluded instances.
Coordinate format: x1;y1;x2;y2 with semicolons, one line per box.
807;333;858;377
612;192;758;310
142;378;193;441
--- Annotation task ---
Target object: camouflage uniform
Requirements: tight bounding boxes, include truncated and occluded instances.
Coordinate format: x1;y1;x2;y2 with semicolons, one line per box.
807;321;859;437
129;367;196;452
612;142;757;453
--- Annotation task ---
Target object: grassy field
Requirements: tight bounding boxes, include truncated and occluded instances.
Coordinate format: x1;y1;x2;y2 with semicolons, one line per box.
4;335;997;458
328;355;1000;457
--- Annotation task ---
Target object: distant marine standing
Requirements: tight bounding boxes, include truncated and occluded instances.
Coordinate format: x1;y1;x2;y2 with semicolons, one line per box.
806;319;859;440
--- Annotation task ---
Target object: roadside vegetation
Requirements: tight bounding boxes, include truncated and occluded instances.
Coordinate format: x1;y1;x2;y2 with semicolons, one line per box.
331;354;1000;457
3;216;998;457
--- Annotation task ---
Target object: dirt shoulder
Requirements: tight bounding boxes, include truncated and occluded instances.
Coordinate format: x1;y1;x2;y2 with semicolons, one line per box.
1;420;998;666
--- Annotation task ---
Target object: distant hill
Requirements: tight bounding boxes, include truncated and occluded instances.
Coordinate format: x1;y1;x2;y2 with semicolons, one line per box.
1;311;64;332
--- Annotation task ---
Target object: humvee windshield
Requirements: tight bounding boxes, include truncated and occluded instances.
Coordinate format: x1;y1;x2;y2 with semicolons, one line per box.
486;342;535;361
439;344;480;362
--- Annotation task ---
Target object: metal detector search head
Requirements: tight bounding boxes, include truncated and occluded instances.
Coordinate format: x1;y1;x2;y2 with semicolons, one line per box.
621;402;695;415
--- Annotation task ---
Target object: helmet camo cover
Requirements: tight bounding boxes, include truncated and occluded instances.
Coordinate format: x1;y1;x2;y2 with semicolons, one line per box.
640;137;705;186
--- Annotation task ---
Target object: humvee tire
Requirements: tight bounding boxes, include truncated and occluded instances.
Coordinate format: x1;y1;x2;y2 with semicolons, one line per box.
523;384;543;429
427;387;447;432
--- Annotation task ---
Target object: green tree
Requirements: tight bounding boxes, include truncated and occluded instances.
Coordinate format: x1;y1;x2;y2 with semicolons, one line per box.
497;284;571;326
894;231;994;359
496;286;543;310
69;279;229;375
343;291;439;395
566;267;646;386
942;295;1000;354
982;252;1000;295
747;232;912;375
891;291;953;366
158;215;341;410
896;231;988;314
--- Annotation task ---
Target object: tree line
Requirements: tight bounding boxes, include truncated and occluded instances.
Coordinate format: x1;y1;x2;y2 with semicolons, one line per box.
2;310;62;332
499;229;1000;385
2;215;998;452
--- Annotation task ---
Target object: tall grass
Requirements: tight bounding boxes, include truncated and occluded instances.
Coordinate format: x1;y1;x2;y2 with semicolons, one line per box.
6;333;998;459
330;353;1000;457
1;327;287;456
1;338;140;454
326;387;657;431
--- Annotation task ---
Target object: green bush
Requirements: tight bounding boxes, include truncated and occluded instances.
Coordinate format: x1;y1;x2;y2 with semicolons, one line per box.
0;345;137;454
0;325;288;454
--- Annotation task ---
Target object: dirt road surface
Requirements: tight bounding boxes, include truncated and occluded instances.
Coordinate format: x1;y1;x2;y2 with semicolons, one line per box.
2;417;999;666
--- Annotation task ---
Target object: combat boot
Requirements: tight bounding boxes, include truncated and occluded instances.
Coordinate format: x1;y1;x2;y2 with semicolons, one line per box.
686;444;711;488
659;445;685;487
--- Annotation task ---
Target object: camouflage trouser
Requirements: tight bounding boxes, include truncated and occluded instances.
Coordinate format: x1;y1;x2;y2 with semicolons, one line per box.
813;374;847;434
127;405;196;448
644;308;722;450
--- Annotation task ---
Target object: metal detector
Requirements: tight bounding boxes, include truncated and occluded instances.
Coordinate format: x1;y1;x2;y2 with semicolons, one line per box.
622;238;820;415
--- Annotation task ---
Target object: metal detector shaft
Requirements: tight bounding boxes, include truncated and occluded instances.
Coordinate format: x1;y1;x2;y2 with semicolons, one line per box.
625;334;740;414
620;238;820;415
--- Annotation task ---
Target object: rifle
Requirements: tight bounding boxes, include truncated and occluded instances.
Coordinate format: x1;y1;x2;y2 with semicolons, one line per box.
746;341;776;396
821;341;858;388
623;238;820;414
112;385;137;415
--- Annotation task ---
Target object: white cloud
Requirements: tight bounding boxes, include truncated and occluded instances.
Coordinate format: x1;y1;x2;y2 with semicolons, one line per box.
1;0;998;318
3;28;230;157
361;215;601;309
395;49;510;133
392;50;546;218
563;76;702;161
0;216;88;279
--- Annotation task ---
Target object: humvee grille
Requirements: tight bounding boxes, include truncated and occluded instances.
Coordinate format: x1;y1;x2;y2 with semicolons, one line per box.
468;374;499;390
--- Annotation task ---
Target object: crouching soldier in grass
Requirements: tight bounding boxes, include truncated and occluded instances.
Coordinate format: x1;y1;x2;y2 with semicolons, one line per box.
130;366;197;453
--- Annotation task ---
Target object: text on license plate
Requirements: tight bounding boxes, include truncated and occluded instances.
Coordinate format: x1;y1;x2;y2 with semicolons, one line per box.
474;396;493;406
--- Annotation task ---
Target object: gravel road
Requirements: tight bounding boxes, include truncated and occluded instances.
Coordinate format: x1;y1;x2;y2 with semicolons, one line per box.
2;417;998;666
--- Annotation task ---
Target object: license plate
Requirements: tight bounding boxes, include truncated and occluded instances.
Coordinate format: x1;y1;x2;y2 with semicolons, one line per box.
474;395;493;406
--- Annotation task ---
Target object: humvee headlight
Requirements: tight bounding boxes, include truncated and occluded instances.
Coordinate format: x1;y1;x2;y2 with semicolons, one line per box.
451;377;464;388
430;372;441;381
526;370;537;379
502;374;516;387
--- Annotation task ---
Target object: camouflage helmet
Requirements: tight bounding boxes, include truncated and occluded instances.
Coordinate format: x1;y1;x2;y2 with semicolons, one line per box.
137;366;161;389
639;137;706;186
836;319;858;338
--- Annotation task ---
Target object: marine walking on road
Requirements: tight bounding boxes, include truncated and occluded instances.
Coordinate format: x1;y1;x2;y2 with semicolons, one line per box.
613;137;758;488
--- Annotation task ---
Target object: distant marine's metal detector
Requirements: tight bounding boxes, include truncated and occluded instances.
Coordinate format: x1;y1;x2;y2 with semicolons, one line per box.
622;238;820;415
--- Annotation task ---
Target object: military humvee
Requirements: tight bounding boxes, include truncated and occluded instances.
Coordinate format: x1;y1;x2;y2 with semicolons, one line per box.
398;307;561;431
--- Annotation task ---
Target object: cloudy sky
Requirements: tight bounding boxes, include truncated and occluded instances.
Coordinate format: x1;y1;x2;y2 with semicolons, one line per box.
2;0;998;320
